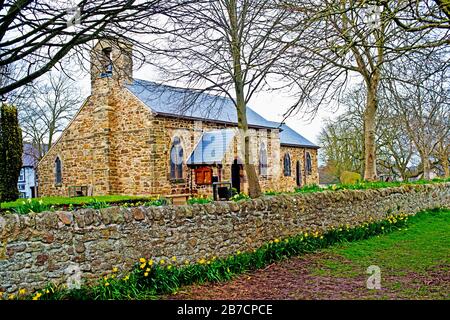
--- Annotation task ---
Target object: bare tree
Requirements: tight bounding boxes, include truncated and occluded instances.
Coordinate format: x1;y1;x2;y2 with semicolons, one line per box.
0;0;194;97
153;0;297;198
319;84;417;181
382;0;450;40
19;71;83;161
433;134;449;177
383;56;450;180
279;0;446;181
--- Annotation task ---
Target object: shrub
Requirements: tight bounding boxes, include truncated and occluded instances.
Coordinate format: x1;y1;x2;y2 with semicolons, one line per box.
13;199;52;214
145;196;169;207
82;199;110;210
187;196;213;205
295;184;322;193
340;171;362;185
230;192;250;202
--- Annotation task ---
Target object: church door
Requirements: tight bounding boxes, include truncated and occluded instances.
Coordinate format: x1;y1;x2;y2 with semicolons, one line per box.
231;159;242;193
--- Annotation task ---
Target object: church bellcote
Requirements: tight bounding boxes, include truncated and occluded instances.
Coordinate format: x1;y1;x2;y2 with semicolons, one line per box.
90;38;133;93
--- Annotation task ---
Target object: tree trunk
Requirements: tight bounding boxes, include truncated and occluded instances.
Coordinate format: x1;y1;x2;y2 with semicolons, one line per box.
228;0;261;198
442;154;449;178
363;83;378;181
421;152;431;180
235;90;261;198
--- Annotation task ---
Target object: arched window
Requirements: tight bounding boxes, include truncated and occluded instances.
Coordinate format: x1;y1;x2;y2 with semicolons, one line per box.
283;153;291;176
170;137;183;180
55;157;62;185
259;142;268;177
306;152;312;175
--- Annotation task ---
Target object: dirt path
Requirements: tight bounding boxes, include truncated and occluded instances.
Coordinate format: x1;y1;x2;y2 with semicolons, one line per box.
165;253;450;300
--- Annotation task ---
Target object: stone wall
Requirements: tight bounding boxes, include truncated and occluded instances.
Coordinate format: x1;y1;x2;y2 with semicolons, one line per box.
1;183;448;294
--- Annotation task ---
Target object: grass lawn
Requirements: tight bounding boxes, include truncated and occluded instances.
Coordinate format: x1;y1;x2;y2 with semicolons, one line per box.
307;208;450;298
0;195;154;210
170;208;450;300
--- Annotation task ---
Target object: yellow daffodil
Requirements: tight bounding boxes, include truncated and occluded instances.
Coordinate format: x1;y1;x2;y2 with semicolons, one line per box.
167;265;172;270
105;282;110;287
274;239;280;243
112;267;118;273
198;258;206;264
285;239;289;243
45;289;50;294
19;289;26;295
140;263;146;269
171;256;177;262
32;292;42;300
237;250;241;255
184;260;189;265
8;293;15;300
320;236;324;240
139;258;146;264
160;259;165;265
144;272;149;277
146;268;151;272
148;259;154;266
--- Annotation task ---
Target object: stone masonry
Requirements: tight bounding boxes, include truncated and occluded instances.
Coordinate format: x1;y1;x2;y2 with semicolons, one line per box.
0;183;448;294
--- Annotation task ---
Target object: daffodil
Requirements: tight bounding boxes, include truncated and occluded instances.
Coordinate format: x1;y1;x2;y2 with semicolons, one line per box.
8;294;15;300
236;250;241;255
184;260;189;265
105;282;110;287
32;292;42;300
274;239;280;243
112;267;118;273
198;258;206;264
171;256;177;262
148;259;154;266
144;272;149;277
19;289;26;295
123;275;130;281
139;258;146;264
146;268;150;272
160;259;165;265
167;265;172;270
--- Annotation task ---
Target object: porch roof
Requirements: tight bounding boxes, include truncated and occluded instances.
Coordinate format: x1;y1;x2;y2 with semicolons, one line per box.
186;129;236;166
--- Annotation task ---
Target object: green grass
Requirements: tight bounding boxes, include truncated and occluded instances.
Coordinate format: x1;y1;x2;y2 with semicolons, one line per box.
0;195;154;210
311;208;450;277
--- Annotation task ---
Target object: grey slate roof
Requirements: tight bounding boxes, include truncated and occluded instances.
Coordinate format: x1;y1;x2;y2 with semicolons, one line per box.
269;122;319;149
126;79;278;129
186;129;236;166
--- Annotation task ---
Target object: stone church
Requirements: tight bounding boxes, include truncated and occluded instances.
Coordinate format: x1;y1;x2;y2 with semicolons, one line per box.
38;40;319;198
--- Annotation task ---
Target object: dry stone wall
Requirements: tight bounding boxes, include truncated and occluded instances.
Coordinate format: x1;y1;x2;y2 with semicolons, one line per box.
1;183;448;294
